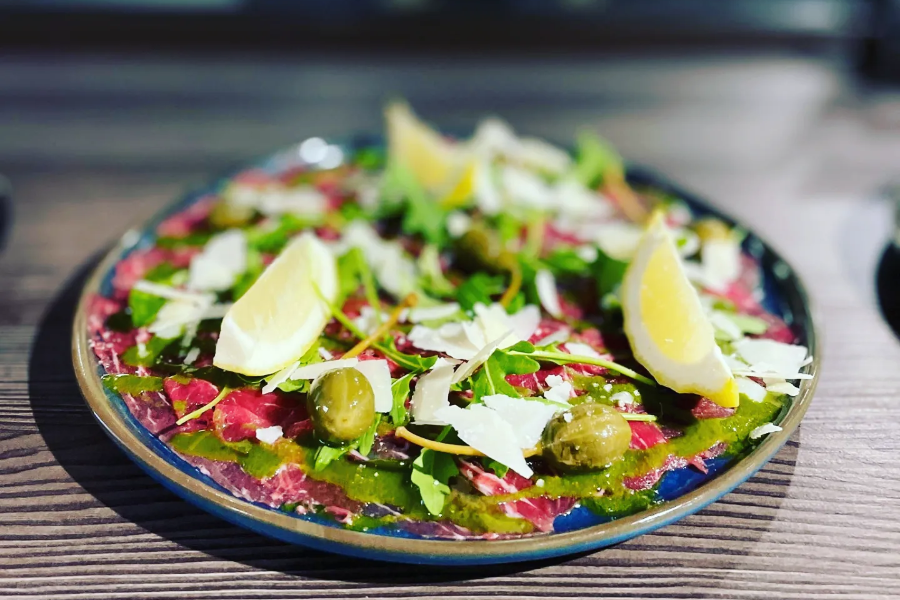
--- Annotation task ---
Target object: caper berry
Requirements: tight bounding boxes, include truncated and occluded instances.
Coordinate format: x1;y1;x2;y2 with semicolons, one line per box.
694;217;731;242
209;199;255;229
542;403;631;471
454;226;515;273
307;368;375;445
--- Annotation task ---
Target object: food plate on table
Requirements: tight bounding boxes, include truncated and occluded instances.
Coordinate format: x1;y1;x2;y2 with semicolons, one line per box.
72;103;818;564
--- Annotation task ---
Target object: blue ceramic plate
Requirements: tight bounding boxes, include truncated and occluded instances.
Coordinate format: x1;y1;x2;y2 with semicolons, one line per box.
72;135;819;565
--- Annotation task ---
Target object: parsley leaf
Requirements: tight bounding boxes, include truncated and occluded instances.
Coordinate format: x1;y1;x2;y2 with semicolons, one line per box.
471;349;540;400
390;372;415;426
411;449;459;515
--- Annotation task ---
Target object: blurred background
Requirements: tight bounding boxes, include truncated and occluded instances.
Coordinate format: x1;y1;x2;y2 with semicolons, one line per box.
0;0;899;311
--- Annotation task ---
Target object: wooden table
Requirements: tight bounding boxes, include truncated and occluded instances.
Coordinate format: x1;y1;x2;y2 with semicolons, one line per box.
2;51;899;599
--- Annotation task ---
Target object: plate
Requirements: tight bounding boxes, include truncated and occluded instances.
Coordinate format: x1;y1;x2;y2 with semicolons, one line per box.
72;135;819;565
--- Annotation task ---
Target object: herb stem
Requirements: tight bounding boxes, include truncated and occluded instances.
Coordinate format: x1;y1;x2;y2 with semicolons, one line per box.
175;386;231;426
354;249;383;323
620;413;657;422
499;262;522;308
344;293;417;359
511;350;657;387
396;426;541;458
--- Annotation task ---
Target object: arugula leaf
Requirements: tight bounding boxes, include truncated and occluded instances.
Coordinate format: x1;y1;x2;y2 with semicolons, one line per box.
128;289;167;328
411;449;459;515
386;162;446;246
355;146;386;171
485;458;509;479
378;338;437;373
456;273;505;312
357;415;381;457
390;372;415;426
102;374;164;395
543;248;593;275
314;445;350;471
266;343;322;393
127;262;186;327
573;131;624;188
417;244;455;297
247;214;321;253
156;231;215;249
471;349;540;400
122;335;177;367
337;248;363;303
729;314;769;335
593;248;629;299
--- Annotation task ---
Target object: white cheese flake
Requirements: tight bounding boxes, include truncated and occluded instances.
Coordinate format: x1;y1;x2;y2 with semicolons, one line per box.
407;303;461;323
535;327;570;347
410;359;457;424
701;238;742;291
288;358;359;381
446;212;473;238
433;404;533;478
451;332;511;385
318;347;334;361
187;229;248;292
354;360;393;413
262;360;301;394
734;339;809;380
764;378;800;396
408;303;539;361
132;280;213;305
749;423;783;440
610;391;634;408
183;347;200;366
736;377;767;403
535;269;563;318
482;394;564;449
543;376;574;404
562;342;601;359
255;425;283;445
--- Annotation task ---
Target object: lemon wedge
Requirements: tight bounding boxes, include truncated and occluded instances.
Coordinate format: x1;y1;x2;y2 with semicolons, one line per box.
213;232;337;376
386;102;474;203
621;211;738;407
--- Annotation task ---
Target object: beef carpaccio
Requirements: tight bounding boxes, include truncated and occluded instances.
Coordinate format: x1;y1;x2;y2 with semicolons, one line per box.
88;104;809;539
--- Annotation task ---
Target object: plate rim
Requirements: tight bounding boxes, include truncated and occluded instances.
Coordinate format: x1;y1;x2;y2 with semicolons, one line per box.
71;137;820;564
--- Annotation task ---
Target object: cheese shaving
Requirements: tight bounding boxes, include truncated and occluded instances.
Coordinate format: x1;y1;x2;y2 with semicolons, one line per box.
535;269;563;318
353;360;393;413
433;404;533;478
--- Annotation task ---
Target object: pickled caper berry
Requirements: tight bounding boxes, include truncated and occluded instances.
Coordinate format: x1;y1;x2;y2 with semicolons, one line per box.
307;368;375;445
542;403;631;471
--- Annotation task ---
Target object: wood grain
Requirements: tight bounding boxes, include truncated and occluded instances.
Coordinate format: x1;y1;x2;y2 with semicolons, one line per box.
1;52;899;600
